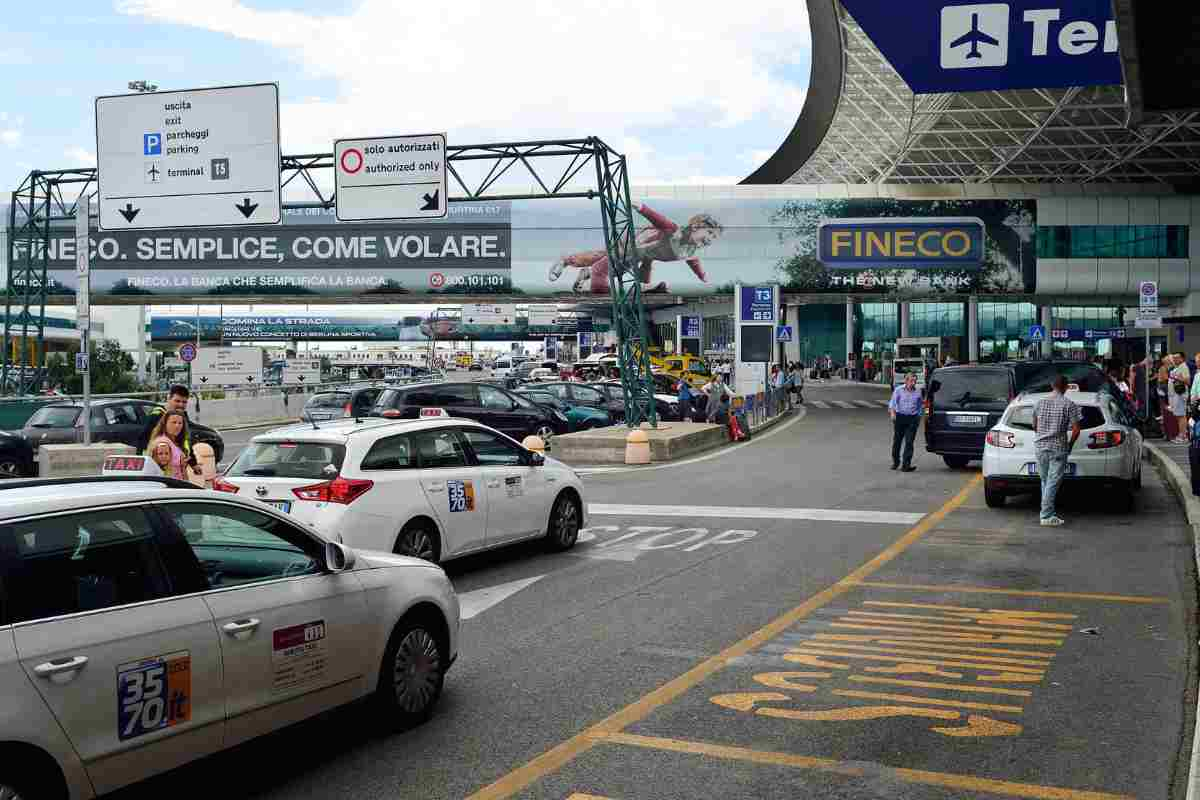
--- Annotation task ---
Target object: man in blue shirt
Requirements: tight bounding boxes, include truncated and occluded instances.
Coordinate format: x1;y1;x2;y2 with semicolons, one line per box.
888;372;923;472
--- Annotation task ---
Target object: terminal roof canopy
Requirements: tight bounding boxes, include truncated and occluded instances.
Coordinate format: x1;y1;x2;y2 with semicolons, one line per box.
746;0;1200;186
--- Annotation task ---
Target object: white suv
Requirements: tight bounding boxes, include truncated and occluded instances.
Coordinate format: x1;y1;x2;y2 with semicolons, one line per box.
982;391;1144;510
0;476;458;799
217;415;586;563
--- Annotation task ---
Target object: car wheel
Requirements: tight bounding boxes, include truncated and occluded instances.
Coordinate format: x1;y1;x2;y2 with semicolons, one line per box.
984;480;1006;508
0;458;25;479
1133;465;1143;491
546;492;580;551
943;455;970;469
394;523;440;564
375;616;445;727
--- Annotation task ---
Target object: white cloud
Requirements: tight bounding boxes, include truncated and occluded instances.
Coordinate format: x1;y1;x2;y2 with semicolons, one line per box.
65;146;96;165
0;112;23;147
116;0;810;182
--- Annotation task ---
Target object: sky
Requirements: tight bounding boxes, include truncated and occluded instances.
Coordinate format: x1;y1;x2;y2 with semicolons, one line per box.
0;0;813;196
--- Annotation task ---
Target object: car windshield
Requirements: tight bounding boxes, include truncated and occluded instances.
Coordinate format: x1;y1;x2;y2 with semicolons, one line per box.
1009;403;1106;430
306;393;349;409
26;406;80;427
228;441;346;479
1018;364;1107;393
930;371;1010;408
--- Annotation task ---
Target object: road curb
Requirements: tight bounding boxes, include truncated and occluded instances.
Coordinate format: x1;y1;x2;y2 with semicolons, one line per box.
1143;441;1200;800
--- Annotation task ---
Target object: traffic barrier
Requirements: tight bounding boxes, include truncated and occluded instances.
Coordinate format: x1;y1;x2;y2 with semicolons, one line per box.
625;429;651;464
39;442;135;478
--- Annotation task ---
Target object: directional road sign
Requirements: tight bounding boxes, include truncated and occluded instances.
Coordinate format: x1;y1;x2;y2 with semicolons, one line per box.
75;353;89;373
95;83;281;230
1028;324;1046;341
334;133;447;222
282;358;321;386
177;342;197;363
463;303;516;325
193;346;263;387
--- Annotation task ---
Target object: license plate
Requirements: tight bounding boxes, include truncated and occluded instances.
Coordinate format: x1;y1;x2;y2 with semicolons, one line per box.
1024;462;1077;477
949;414;987;427
264;500;292;513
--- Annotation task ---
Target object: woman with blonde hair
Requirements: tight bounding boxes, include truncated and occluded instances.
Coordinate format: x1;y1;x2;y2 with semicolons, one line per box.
148;409;201;481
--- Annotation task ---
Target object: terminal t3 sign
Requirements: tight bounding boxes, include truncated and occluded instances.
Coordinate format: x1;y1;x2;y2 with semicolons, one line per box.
818;217;985;270
840;0;1122;93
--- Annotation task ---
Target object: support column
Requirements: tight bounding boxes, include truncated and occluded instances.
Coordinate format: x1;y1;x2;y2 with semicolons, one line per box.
968;296;979;363
1040;305;1053;359
899;302;911;338
845;297;855;368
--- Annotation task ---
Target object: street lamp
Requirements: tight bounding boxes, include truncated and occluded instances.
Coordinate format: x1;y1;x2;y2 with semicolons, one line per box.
127;80;158;93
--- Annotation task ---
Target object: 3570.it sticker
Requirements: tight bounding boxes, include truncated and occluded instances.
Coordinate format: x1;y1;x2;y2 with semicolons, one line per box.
448;480;475;512
116;651;191;741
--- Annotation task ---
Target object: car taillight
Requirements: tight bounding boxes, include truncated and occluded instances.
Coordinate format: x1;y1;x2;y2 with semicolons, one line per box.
344;403;352;415
381;408;402;418
213;476;240;493
986;430;1016;448
1088;430;1125;449
293;477;374;504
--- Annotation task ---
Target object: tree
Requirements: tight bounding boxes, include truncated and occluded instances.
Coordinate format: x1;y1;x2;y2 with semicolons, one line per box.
90;339;138;394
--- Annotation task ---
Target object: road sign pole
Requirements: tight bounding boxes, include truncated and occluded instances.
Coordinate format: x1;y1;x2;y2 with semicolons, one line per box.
77;196;92;446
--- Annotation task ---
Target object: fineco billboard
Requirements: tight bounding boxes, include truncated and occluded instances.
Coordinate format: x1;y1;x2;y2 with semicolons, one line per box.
8;197;1035;301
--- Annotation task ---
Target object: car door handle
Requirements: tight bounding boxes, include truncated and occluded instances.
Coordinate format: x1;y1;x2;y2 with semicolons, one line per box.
222;618;261;641
487;480;500;488
34;656;88;684
425;482;445;493
546;475;558;482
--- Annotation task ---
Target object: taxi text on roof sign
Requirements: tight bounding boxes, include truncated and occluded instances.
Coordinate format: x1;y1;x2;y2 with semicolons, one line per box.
817;217;986;271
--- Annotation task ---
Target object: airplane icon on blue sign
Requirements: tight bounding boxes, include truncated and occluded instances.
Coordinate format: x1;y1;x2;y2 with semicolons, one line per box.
950;12;1000;59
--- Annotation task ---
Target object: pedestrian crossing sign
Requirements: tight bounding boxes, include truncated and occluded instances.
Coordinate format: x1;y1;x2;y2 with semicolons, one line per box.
1028;325;1046;342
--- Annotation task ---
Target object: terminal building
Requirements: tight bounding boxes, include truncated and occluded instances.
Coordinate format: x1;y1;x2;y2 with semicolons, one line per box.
642;0;1200;371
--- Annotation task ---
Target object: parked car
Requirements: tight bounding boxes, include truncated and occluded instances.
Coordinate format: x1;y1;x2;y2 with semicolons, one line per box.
15;399;225;465
468;363;484;372
925;361;1110;468
301;387;383;423
216;415;585;564
0;429;35;477
517;388;612;431
0;475;459;799
535;383;620;424
369;382;569;442
591;381;683;422
982;390;1143;510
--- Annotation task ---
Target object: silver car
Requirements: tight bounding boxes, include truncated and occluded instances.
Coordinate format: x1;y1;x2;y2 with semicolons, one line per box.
0;477;459;798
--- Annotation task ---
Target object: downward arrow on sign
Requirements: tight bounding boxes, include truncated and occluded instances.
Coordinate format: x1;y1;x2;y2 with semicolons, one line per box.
235;198;259;219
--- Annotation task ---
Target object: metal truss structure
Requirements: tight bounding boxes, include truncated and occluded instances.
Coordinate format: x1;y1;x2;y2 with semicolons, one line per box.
3;138;658;425
788;3;1200;185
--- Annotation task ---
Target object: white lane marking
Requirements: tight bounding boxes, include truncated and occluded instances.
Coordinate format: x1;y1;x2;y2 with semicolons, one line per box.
587;504;924;525
854;400;881;408
831;400;856;409
456;575;544;620
809;401;831;409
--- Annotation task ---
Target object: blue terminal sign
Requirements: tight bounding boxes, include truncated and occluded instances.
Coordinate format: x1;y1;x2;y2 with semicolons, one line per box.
740;287;775;323
680;315;702;339
839;0;1122;93
818;217;986;270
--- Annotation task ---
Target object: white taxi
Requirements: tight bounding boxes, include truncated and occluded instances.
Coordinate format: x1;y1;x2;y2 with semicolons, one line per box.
0;476;459;799
982;391;1144;510
216;411;586;563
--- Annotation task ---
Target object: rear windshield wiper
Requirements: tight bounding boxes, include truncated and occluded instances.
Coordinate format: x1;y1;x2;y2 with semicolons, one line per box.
239;467;277;476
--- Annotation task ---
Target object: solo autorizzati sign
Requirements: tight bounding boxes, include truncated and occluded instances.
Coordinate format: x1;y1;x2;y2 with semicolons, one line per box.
817;217;986;270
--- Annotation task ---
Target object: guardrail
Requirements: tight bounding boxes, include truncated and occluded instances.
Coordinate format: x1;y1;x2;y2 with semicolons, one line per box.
733;387;792;430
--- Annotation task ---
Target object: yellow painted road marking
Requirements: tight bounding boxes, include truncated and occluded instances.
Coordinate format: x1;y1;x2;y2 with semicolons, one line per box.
853;581;1170;604
806;640;1053;667
846;610;1074;629
830;622;1064;645
863;601;1077;619
600;733;1132;800
462;473;983;800
840;614;1069;635
847;675;1033;697
566;795;617;800
833;688;1024;713
813;633;1058;658
786;648;1046;674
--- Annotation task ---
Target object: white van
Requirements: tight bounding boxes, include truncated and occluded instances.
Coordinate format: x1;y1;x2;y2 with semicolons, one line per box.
493;355;528;379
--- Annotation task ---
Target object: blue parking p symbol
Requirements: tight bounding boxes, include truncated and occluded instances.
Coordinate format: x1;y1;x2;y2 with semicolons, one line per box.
143;133;162;156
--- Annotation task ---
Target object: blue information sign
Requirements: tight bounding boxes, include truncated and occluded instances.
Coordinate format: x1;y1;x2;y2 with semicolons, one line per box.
680;315;702;339
740;287;775;323
839;0;1122;94
776;325;793;343
1028;324;1045;341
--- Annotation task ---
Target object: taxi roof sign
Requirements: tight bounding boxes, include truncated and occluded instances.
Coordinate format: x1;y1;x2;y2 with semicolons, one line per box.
419;408;450;418
102;455;162;476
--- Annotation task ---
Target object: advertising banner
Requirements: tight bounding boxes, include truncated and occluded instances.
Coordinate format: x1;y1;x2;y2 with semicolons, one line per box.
9;197;1034;302
818;217;986;270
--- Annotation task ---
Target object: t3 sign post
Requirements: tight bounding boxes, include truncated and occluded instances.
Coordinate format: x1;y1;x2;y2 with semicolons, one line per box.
734;283;779;398
677;315;702;357
76;196;92;445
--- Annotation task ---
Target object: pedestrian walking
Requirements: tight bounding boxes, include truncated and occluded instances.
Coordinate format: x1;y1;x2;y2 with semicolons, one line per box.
1032;375;1083;527
1158;356;1177;440
1170;354;1191;443
888;372;923;472
701;375;725;423
789;361;804;405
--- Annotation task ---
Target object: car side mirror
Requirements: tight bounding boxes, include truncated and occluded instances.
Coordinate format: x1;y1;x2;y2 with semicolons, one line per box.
325;541;356;572
528;451;546;467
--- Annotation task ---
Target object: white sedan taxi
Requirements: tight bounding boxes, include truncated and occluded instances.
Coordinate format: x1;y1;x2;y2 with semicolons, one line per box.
0;476;459;799
982;390;1144;510
216;411;586;563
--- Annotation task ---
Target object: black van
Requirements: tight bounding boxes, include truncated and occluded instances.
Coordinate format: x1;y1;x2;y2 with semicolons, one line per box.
925;361;1110;468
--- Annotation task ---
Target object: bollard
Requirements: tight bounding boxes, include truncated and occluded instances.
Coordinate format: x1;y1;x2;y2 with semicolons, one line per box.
522;435;546;454
625;429;650;464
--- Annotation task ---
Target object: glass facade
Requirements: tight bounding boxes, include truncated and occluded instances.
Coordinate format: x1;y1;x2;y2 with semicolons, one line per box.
794;304;847;366
909;302;966;338
1036;225;1188;259
978;302;1037;361
859;303;898;357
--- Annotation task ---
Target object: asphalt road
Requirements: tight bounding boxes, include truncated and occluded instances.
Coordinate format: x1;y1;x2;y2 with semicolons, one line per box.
119;380;1196;800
